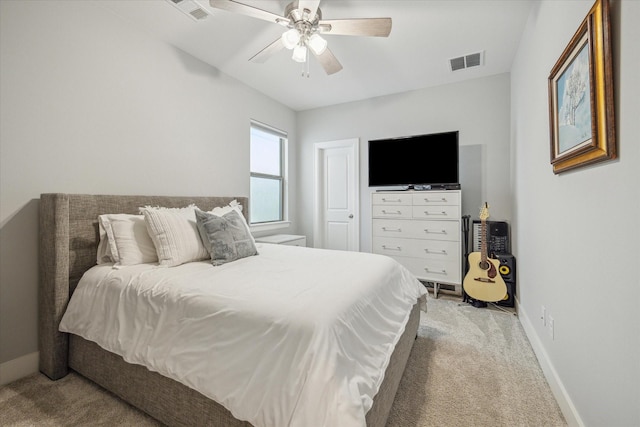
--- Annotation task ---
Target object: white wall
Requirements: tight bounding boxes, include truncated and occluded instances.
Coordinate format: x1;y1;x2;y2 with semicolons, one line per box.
511;1;639;425
296;73;512;250
3;2;638;424
0;1;296;370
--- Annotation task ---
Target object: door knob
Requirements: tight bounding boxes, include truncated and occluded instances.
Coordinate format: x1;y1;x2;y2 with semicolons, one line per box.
348;214;354;218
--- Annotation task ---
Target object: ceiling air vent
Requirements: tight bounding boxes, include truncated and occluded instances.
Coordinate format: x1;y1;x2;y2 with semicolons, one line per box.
189;7;209;20
449;51;484;72
166;0;210;21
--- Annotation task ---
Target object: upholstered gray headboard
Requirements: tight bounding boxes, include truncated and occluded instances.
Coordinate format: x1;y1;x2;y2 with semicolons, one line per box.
38;193;249;380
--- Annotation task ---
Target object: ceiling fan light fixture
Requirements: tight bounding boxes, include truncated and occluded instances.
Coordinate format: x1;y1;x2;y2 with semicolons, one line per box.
307;33;327;55
281;28;301;50
209;0;391;75
292;44;308;63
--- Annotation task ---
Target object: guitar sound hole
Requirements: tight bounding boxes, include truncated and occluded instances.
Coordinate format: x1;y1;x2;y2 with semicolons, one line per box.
479;261;490;270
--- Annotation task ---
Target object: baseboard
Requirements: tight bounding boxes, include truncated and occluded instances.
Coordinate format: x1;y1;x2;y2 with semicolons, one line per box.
0;351;39;386
516;298;584;427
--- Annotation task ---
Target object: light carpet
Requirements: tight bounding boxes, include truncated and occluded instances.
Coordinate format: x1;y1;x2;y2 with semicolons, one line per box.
386;296;566;426
1;296;565;426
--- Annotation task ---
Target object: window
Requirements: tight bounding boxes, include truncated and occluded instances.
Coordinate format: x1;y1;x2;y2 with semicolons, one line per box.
250;122;287;224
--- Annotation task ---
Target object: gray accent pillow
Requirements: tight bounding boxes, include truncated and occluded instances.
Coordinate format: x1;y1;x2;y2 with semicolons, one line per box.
195;209;258;266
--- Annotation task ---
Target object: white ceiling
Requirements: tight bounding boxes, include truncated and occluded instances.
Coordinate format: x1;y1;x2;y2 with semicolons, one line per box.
99;0;534;111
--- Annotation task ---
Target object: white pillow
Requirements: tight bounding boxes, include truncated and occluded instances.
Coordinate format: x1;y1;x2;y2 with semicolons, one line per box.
99;215;122;264
141;205;209;267
98;214;157;267
209;199;243;216
96;219;114;264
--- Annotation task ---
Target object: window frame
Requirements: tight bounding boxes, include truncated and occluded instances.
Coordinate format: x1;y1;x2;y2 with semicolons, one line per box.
249;121;288;226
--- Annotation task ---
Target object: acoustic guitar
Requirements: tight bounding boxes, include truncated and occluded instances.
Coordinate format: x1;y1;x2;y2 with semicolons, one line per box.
463;203;508;302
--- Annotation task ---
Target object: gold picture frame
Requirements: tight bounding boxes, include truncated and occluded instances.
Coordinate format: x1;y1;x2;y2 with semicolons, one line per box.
548;0;615;174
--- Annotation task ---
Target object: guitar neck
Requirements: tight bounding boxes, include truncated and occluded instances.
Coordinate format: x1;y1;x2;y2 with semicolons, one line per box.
480;218;488;262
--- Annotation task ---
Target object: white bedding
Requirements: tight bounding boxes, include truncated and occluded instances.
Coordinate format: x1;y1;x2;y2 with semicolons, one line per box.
59;243;427;427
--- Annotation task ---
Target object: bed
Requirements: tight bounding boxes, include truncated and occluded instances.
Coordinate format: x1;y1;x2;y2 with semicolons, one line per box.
39;193;426;427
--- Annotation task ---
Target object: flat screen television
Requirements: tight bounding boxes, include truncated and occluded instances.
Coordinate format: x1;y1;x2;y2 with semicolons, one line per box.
368;131;459;188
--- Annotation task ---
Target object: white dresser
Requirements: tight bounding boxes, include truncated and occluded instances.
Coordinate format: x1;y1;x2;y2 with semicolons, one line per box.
372;190;462;295
254;234;307;247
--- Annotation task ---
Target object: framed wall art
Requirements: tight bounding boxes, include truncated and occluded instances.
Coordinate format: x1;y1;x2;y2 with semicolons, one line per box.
548;0;615;174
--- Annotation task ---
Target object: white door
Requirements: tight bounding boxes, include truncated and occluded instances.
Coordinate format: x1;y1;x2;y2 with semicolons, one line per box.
314;139;359;251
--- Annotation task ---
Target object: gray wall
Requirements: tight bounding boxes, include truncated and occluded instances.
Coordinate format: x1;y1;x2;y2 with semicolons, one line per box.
0;1;297;365
296;73;512;251
511;0;639;425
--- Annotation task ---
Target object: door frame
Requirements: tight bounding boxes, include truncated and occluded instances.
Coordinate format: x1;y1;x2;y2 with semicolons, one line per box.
313;138;360;251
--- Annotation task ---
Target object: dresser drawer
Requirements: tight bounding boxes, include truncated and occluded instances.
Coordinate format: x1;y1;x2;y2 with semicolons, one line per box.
372;193;412;206
412;191;460;206
387;255;461;283
373;237;419;258
373;237;459;261
412;205;460;219
417;220;460;241
372;205;412;219
372;219;460;241
372;219;411;238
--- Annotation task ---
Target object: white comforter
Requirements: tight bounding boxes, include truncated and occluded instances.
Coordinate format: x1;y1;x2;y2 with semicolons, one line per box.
60;243;426;427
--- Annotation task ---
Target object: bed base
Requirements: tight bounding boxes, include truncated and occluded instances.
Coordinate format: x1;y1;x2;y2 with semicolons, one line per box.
69;302;420;427
39;193;421;427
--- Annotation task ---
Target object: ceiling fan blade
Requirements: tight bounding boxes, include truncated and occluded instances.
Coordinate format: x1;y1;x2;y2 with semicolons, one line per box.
312;47;343;75
295;0;320;20
249;38;285;63
319;18;392;37
209;0;288;25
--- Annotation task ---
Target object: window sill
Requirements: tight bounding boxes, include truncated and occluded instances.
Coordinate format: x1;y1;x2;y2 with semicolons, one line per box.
250;221;291;234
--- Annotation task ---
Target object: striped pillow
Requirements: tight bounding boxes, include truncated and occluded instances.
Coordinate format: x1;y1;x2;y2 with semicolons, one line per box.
141;205;209;267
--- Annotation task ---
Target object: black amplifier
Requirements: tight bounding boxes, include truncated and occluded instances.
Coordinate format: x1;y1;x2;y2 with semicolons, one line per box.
472;220;510;257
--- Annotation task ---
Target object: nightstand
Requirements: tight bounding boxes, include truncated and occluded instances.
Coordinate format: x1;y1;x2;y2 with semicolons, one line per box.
255;234;307;247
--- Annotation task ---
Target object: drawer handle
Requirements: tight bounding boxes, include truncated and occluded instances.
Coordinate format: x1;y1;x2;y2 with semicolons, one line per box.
424;229;447;234
425;249;447;254
382;245;402;251
424;197;447;202
381;198;402;202
381;227;402;232
424;211;447;216
381;210;402;214
424;267;447;274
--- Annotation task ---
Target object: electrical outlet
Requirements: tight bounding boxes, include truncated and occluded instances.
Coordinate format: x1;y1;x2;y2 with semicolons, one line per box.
541;306;546;326
548;316;555;340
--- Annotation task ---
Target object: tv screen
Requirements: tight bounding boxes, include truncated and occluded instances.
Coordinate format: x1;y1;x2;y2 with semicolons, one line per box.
368;131;459;187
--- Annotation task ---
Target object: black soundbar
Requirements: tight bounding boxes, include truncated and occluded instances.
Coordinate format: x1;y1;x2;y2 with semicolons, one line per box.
390;184;461;191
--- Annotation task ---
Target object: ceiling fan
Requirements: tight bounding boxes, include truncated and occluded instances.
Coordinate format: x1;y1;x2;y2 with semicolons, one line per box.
209;0;392;75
